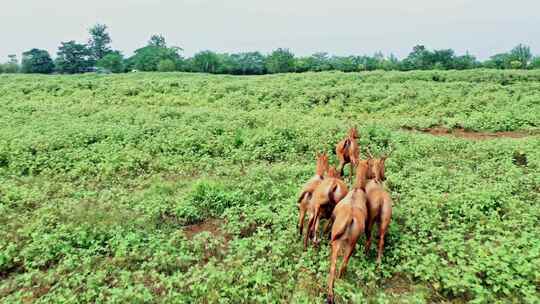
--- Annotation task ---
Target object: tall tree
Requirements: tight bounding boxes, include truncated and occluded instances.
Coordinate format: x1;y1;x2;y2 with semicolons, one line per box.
192;50;220;73
88;24;112;61
55;41;93;74
96;51;125;73
510;44;532;69
231;52;266;74
432;49;455;69
330;56;358;72
128;35;182;71
453;52;478;70
21;49;54;74
530;56;540;69
484;53;512;69
309;52;332;71
2;55;20;73
265;48;295;73
148;34;167;48
406;45;432;69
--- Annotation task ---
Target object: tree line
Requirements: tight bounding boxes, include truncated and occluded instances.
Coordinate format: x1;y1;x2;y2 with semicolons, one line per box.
1;24;540;75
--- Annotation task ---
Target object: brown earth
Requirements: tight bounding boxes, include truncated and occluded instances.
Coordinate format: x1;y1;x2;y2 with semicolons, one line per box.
183;218;227;240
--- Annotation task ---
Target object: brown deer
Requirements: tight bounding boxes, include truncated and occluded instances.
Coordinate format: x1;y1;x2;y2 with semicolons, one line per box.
364;148;393;264
326;160;369;304
335;127;360;181
297;152;329;237
305;166;348;249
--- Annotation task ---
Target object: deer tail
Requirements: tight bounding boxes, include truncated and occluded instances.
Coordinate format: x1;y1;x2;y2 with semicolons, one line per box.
328;183;339;205
298;191;311;205
331;215;352;242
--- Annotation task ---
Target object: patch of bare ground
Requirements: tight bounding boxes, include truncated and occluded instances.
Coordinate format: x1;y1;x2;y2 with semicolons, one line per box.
402;126;535;140
184;218;229;242
184;219;231;264
383;274;413;295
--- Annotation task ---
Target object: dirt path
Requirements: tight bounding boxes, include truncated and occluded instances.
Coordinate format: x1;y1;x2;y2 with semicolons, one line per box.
402;127;535;140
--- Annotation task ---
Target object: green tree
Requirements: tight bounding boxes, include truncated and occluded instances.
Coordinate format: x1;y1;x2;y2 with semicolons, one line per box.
55;41;93;74
2;55;20;73
148;34;167;48
380;54;400;71
21;48;54;74
157;59;177;72
356;55;380;71
128;35;182;71
96;51;125;73
431;49;455;69
192;50;220;73
530;56;540;69
453;53;478;70
372;51;386;70
233;52;266;74
215;53;236;74
509;44;532;69
484;53;512;69
266;48;295;73
406;45;432;69
88;23;112;60
309;52;332;72
294;57;310;73
330;56;358;72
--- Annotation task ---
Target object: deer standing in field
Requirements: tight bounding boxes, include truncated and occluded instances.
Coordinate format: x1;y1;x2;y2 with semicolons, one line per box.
297;153;329;237
326;160;370;304
305;166;348;249
364;148;393;264
335;127;360;181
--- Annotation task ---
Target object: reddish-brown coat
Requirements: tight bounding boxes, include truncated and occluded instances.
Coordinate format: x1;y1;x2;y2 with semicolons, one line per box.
364;157;393;264
297;153;329;237
335;127;360;180
305;166;348;249
326;160;369;304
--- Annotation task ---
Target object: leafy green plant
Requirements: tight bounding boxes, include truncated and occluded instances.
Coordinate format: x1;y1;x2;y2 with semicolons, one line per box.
0;70;539;303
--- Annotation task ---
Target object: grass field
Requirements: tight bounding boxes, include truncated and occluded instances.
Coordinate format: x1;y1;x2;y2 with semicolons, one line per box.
1;70;539;303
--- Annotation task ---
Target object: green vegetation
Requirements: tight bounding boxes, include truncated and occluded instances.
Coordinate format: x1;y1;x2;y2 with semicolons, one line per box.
1;70;539;303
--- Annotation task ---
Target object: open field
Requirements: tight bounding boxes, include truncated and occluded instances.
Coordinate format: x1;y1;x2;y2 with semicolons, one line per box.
1;70;540;303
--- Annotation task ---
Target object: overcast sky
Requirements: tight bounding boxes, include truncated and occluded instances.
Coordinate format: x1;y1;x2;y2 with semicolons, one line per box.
1;0;539;61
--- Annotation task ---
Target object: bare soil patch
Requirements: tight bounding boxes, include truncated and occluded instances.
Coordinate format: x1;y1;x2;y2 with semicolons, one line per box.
403;127;534;140
383;274;413;295
184;218;227;240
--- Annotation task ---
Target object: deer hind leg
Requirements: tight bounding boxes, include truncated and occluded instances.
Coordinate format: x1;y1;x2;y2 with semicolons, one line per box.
338;239;356;279
364;216;375;256
327;240;341;304
298;205;307;237
312;208;322;247
376;220;390;264
304;212;316;250
376;203;392;264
